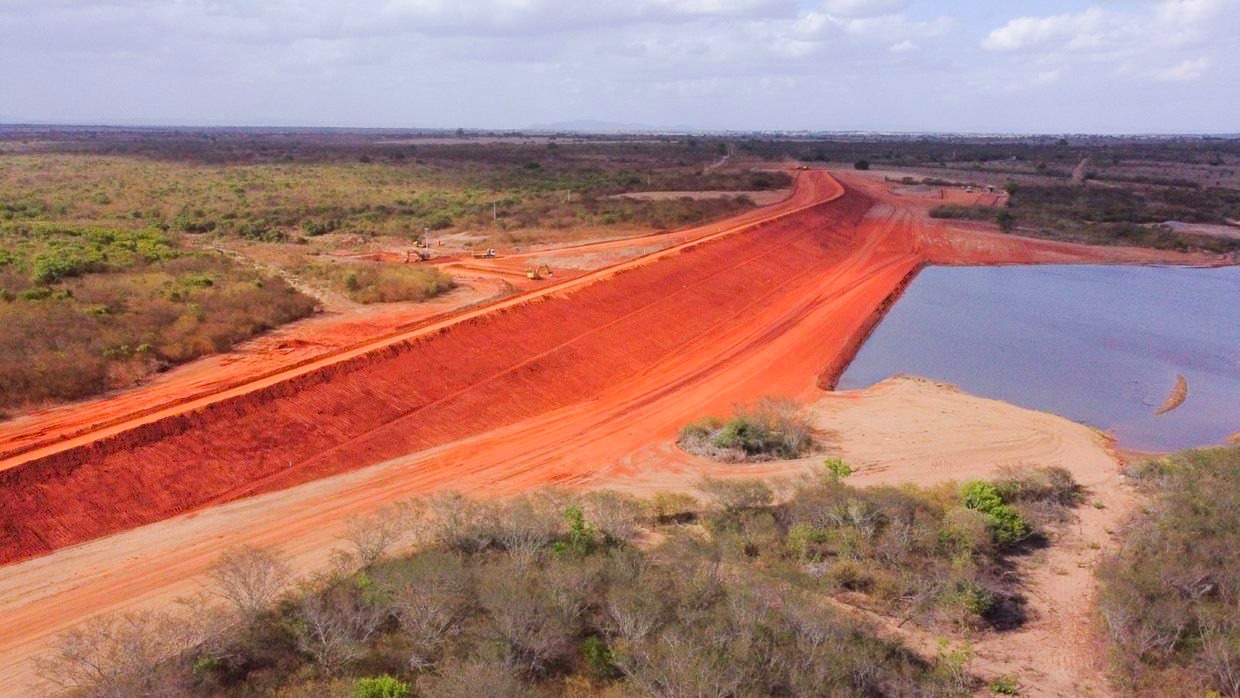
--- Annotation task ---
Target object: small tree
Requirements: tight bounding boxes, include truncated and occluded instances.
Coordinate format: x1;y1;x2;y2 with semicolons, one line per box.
854;159;870;171
207;545;293;618
342;508;405;567
293;582;385;675
996;210;1016;233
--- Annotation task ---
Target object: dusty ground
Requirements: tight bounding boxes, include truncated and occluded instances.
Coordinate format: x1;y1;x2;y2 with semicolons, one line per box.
0;169;1227;694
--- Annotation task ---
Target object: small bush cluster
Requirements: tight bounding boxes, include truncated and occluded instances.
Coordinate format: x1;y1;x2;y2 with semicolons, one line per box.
677;397;815;462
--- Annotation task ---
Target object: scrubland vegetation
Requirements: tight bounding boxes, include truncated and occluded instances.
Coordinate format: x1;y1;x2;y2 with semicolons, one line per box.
0;223;316;410
1003;183;1240;253
1099;446;1240;696
677;397;815;462
36;465;1084;697
297;262;456;304
0;139;788;246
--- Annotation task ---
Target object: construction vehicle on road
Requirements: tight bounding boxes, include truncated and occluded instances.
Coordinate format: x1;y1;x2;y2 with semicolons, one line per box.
472;248;497;259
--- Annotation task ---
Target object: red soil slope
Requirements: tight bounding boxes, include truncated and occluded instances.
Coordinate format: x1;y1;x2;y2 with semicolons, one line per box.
0;173;854;564
0;171;1220;566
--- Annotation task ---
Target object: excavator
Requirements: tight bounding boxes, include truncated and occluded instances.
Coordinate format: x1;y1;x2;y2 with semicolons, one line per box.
525;264;552;280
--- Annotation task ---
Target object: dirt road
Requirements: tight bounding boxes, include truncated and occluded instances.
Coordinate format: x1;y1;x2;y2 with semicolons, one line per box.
0;171;1221;692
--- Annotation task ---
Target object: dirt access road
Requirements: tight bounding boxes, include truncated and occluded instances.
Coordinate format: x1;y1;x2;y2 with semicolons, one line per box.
0;170;1221;692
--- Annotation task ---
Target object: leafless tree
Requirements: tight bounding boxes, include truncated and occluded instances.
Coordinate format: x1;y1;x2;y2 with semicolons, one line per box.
581;489;647;544
478;566;573;675
380;551;474;670
424;491;496;553
490;492;562;562
416;658;533;698
342;507;405;567
292;582;385;675
206;545;293;618
613;631;745;698
34;610;201;698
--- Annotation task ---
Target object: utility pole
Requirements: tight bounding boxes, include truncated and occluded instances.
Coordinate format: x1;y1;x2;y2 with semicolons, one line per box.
492;201;497;222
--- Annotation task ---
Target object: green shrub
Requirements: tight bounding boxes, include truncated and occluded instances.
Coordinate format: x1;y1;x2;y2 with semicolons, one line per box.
990;675;1020;695
581;636;617;678
854;159;870;170
824;457;853;480
961;481;1027;547
355;675;410;698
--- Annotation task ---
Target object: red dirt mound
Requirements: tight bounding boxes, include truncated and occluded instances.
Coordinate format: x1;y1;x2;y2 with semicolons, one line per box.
0;174;874;564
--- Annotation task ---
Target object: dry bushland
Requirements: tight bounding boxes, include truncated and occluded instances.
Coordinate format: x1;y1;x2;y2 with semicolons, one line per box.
1099;447;1240;696
36;471;1087;696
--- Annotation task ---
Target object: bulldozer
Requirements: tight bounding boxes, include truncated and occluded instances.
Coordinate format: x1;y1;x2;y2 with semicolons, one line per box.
525;264;552;280
405;249;431;263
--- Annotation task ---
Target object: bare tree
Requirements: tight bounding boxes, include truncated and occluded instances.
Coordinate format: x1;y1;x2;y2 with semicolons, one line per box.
424;491;496;553
206;545;293;618
342;507;405;567
293;582;385;675
581;490;647;544
416;658;533;698
380;551;474;670
490;492;562;562
478;566;573;675
34;610;200;698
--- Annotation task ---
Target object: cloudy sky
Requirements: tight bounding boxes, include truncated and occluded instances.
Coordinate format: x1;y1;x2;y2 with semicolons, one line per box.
1;0;1236;133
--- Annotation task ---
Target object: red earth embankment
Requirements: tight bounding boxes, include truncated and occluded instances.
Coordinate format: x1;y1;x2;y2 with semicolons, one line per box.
0;172;873;564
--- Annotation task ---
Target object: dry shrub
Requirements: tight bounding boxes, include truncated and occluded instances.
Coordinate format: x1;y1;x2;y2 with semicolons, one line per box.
677;396;815;463
650;491;698;523
377;551;474;670
695;477;774;514
341;507;406;567
34;601;224;698
1099;447;1240;696
580;490;648;544
416;659;534;698
207;545;294;619
292;580;385;675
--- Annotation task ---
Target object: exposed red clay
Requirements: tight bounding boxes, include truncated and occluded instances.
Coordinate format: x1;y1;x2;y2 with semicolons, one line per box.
0;171;1223;566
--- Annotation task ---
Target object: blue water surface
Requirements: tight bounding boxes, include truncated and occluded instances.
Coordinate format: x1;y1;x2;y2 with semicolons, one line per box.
837;265;1240;451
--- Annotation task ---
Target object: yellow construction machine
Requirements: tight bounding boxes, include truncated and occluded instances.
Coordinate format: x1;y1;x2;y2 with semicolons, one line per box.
525;264;552;280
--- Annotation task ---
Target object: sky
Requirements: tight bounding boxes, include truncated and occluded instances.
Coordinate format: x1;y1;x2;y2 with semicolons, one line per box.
0;0;1237;133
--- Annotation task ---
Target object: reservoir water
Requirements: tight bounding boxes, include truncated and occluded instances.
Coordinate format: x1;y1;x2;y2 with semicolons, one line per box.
836;265;1240;451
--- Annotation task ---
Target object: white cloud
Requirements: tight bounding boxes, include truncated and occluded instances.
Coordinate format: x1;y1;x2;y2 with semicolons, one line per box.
889;39;917;52
1153;56;1211;81
820;0;911;18
980;8;1106;52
